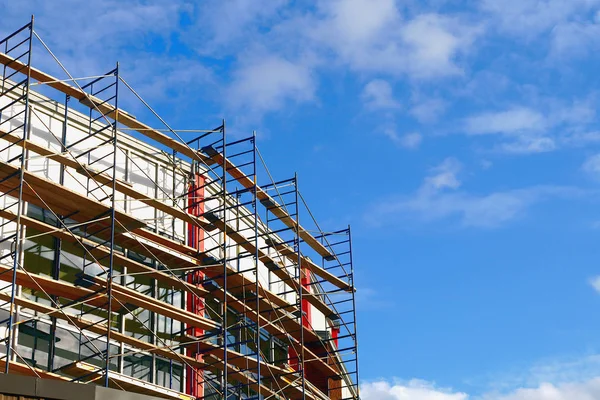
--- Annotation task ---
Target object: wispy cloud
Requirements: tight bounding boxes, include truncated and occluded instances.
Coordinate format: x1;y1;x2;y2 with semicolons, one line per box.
460;100;597;154
363;375;600;400
312;2;480;79
361;79;423;148
0;1;216;118
381;129;423;150
362;379;467;400
582;154;600;180
410;97;447;124
464;107;547;136
481;0;600;38
179;0;481;120
367;158;580;228
399;132;423;150
362;79;401;111
226;55;316;117
589;276;600;293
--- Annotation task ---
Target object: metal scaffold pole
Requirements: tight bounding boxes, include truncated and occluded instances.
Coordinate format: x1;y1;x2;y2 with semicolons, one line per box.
253;130;261;397
295;173;306;400
104;62;120;387
3;15;34;374
221;119;229;398
348;225;360;399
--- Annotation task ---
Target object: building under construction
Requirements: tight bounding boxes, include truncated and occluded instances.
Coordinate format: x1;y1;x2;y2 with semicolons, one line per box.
0;19;359;400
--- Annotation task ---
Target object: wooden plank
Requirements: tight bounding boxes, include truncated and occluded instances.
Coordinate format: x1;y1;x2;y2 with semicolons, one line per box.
61;362;193;399
208;282;339;377
0;262;218;332
0;208;209;300
268;238;352;292
85;275;220;332
0;359;69;381
63;361;310;400
0;128;213;231
205;212;337;318
209;152;334;260
0;52;212;167
0;161;145;232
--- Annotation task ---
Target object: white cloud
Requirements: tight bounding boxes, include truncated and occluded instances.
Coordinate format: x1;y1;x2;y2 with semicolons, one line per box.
361;380;467;400
481;0;600;38
588;276;600;293
400;14;475;79
486;379;600;400
498;137;556;154
0;0;216;115
362;377;600;400
362;80;401;110
319;0;400;47
464;107;547;136
403;185;570;228
582;154;600;179
424;158;462;191
562;131;600;146
226;55;316;115
367;158;578;228
551;21;600;57
462;101;597;154
410;97;447;123
382;128;423;150
317;4;479;79
168;0;480;118
480;159;493;170
400;132;423;150
189;0;287;54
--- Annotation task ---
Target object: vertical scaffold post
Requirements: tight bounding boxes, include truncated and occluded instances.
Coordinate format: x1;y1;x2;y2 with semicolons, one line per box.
295;173;306;400
104;62;120;387
253;130;261;393
4;15;34;374
221;119;229;398
348;225;360;399
47;92;70;372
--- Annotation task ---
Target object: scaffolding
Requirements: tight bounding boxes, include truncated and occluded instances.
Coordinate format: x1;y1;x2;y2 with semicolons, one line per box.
0;17;359;400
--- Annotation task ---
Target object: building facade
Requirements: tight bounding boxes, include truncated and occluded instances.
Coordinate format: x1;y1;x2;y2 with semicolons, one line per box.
0;19;358;400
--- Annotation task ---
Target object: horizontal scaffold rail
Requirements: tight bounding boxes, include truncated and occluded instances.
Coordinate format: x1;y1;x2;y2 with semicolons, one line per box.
266;237;352;292
0;161;144;232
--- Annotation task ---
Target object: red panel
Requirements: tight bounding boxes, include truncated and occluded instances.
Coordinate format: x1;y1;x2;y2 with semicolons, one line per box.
289;268;312;371
301;269;312;328
332;325;339;348
186;174;205;398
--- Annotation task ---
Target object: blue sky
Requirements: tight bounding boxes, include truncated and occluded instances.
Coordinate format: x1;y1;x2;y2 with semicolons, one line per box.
5;0;600;399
